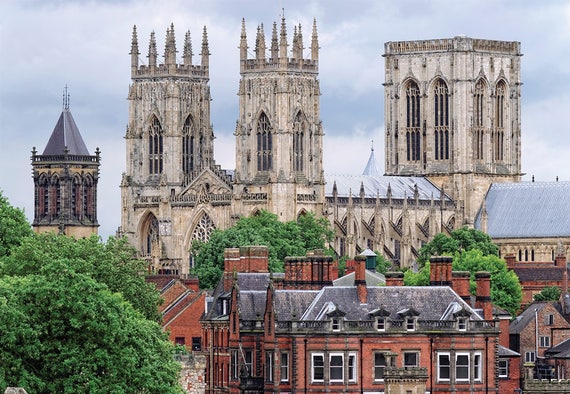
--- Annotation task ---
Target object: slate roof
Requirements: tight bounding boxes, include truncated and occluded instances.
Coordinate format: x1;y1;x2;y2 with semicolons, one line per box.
545;338;570;359
274;286;479;322
513;266;568;282
42;108;90;155
509;301;565;334
498;345;520;357
474;181;570;238
324;173;450;201
332;270;386;287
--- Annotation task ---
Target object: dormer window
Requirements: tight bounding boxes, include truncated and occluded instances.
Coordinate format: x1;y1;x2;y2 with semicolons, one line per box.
376;317;386;331
406;317;416;331
458;317;467;331
332;318;342;332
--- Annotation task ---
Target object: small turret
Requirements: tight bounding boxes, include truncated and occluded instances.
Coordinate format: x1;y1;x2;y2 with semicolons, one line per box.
201;26;210;69
311;18;319;62
130;25;140;75
164;23;177;71
240;18;248;62
183;30;193;66
292;23;303;60
148;31;157;70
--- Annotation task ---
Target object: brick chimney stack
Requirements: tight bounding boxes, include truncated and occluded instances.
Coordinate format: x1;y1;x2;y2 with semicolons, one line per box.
475;271;493;320
430;256;453;286
385;271;404;286
505;254;516;269
452;271;471;304
355;256;367;304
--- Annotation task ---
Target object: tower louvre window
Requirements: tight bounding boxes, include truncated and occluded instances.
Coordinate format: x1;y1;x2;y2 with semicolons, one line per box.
293;111;305;172
494;81;506;161
474;80;486;160
182;116;195;174
257;112;272;171
405;81;421;162
434;79;449;161
148;117;163;175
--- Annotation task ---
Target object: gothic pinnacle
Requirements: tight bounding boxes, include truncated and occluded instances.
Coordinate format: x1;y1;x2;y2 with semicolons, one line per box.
311;18;319;62
148;31;157;68
279;15;288;58
240;18;248;61
201;26;210;68
270;21;278;60
164;23;177;67
183;30;193;66
130;25;140;70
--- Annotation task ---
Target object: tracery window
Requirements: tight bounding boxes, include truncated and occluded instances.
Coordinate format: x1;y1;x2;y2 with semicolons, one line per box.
182;116;195;174
37;174;49;219
83;175;95;221
434;79;449;160
293;111;305;172
192;213;216;243
494;81;506;161
405;81;421;161
145;215;159;256
148;116;163;175
474;80;486;160
71;176;82;218
257;112;272;171
50;176;61;217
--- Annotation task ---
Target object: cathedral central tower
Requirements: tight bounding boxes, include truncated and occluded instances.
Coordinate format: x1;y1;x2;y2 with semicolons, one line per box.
233;17;325;221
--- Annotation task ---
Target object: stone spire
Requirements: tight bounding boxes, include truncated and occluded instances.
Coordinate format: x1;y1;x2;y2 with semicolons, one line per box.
148;31;157;69
255;24;266;60
363;144;381;177
311;18;319;62
164;23;177;70
183;30;193;66
201;26;210;68
293;23;303;59
270;21;278;61
130;25;140;73
279;16;288;59
240;18;248;61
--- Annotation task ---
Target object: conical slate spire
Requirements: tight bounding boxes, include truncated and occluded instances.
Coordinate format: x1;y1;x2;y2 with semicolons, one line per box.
42;90;90;156
363;144;381;177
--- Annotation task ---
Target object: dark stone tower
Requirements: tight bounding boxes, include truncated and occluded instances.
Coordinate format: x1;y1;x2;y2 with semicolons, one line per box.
32;90;100;236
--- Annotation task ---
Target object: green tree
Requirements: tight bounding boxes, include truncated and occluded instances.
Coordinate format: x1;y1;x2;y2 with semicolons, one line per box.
374;252;392;275
0;269;182;393
534;285;562;301
1;233;162;322
0;190;32;258
191;210;334;288
417;227;498;266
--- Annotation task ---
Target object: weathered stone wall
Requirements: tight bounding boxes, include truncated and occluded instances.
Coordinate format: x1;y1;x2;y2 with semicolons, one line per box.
178;353;207;394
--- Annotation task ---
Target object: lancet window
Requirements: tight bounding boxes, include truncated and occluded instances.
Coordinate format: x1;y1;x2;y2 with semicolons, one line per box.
182;116;195;175
473;80;486;161
293;111;305;172
405;81;421;161
257;112;272;171
493;81;506;161
434;79;449;160
148;116;163;175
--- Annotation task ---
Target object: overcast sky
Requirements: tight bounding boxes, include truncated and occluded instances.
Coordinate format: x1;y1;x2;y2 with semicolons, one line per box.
1;0;569;239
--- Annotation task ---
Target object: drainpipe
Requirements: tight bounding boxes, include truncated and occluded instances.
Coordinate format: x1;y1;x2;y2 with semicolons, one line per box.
535;308;539;360
304;338;308;394
430;337;434;393
485;336;489;394
360;338;363;394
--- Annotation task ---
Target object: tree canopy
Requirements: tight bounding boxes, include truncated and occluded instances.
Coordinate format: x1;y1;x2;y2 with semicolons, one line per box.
0;190;32;258
0;229;183;393
406;228;521;316
534;285;562;302
191;210;334;289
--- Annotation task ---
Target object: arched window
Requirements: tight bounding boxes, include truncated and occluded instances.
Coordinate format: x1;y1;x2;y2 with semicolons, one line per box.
144;215;159;256
405;81;421;161
83;175;94;221
494;81;506;161
293;111;305;172
257;112;272;171
192;213;216;243
434;79;449;160
71;176;82;219
474;80;486;160
37;174;49;219
50;175;60;217
148;116;163;175
182;116;195;175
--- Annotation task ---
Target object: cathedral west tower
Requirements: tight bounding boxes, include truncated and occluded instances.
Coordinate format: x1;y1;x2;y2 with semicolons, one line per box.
233;17;325;221
383;36;522;226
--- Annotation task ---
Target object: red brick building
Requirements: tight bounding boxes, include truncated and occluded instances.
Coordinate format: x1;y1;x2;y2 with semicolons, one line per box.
147;275;206;350
201;247;510;393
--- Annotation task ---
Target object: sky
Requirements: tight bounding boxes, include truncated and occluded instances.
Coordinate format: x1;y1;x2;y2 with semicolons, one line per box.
1;0;569;239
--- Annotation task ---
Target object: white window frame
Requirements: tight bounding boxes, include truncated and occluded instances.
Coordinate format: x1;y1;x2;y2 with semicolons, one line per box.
498;359;509;378
348;353;357;383
312;353;325;383
265;351;274;382
540;336;551;348
525;351;536;363
374;352;387;382
329;353;344;383
332;318;341;332
231;350;239;379
244;350;253;375
456;353;470;382
473;352;482;382
458;317;468;331
280;352;289;382
406;316;416;331
437;352;451;382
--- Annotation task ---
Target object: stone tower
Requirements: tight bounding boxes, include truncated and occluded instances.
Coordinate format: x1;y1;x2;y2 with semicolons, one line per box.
232;17;325;221
383;36;522;226
32;90;100;237
121;24;234;275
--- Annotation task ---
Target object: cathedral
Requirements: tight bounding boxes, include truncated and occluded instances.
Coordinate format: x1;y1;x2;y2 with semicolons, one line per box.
118;18;536;276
